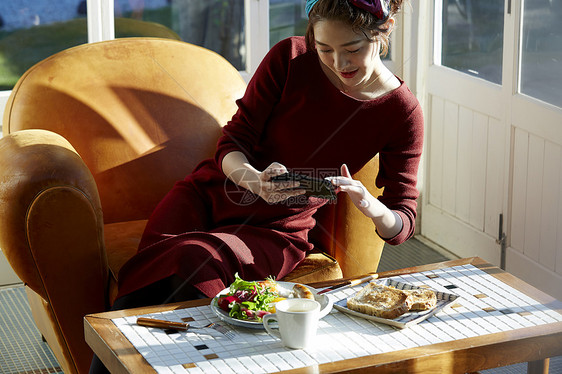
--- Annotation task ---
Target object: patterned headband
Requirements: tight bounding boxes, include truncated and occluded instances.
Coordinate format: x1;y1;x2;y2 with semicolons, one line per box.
306;0;390;20
348;0;390;20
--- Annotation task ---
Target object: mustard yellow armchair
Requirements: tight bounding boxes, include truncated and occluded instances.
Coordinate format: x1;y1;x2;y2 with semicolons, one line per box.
0;38;383;373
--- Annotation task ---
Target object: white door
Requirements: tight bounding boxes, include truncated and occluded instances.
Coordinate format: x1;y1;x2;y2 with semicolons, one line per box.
422;0;562;300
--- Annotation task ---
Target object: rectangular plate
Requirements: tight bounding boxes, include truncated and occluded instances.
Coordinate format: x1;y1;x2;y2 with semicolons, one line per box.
333;279;459;329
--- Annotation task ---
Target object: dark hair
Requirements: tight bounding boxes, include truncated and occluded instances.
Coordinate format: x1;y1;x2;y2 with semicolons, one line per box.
305;0;404;57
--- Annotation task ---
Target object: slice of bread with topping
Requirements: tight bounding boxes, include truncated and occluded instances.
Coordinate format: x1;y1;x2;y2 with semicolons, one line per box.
404;288;437;311
346;283;410;319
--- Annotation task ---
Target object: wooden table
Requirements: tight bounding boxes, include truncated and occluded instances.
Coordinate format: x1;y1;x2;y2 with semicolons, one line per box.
84;257;562;373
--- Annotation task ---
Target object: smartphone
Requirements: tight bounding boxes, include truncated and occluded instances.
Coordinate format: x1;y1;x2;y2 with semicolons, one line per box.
270;172;337;200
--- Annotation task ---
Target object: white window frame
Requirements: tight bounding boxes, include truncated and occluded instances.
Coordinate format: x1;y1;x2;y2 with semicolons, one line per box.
243;0;270;80
86;0;269;78
87;0;115;42
0;93;8;128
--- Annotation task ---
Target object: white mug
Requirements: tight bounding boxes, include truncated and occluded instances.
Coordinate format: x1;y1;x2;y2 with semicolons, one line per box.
262;298;320;349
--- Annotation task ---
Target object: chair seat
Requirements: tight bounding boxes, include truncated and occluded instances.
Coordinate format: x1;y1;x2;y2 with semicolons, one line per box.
104;220;343;303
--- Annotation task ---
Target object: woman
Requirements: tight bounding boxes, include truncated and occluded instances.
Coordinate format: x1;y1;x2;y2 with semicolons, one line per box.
119;0;420;326
90;1;421;370
117;0;421;306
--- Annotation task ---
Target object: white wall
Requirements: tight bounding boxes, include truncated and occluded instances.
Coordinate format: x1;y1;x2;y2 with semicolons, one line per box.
0;92;8;127
0;255;21;285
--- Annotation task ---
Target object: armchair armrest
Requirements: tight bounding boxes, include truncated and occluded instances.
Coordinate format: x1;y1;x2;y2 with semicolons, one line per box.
0;129;108;371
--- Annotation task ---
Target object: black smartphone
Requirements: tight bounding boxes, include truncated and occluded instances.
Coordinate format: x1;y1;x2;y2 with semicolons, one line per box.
270;172;337;200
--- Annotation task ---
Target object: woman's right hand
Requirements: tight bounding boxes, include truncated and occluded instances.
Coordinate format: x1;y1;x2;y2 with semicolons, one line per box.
256;162;306;204
222;152;305;204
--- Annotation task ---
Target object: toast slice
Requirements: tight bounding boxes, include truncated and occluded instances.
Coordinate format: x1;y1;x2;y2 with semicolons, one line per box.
346;282;410;319
404;288;437;311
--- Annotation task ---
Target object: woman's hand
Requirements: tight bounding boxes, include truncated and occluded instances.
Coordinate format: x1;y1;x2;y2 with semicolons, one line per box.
222;152;305;204
329;164;403;239
257;163;306;204
328;164;382;218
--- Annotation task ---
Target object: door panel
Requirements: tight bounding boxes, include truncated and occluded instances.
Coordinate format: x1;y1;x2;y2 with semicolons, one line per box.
510;128;528;254
467;111;487;230
540;141;561;271
524;134;545;262
456;106;474;223
427;66;504;117
425;88;505;264
425;0;507;265
510;128;562;270
428;96;444;208
442;100;459;214
484;117;505;237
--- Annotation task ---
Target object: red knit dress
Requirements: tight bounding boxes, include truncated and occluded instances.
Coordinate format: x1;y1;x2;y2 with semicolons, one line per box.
116;36;424;299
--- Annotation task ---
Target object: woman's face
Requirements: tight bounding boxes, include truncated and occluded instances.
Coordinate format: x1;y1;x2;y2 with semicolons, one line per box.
313;19;380;91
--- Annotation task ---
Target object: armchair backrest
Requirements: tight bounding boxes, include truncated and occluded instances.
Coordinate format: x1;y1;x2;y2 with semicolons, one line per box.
3;37;246;224
3;36;383;278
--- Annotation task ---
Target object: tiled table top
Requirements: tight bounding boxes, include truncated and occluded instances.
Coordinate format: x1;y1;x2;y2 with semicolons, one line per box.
111;264;562;374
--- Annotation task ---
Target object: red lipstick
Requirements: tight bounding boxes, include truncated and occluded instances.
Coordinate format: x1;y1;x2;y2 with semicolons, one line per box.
340;70;358;79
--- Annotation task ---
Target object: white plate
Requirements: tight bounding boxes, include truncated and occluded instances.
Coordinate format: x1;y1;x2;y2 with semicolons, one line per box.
210;281;333;329
333;279;459;329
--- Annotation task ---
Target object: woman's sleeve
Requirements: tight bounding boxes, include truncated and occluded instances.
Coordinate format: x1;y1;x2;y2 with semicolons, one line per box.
377;103;424;245
214;38;296;170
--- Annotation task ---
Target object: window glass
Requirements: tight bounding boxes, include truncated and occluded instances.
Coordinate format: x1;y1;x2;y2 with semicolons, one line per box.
0;1;88;90
115;0;246;71
269;0;307;47
520;0;562;108
440;0;504;84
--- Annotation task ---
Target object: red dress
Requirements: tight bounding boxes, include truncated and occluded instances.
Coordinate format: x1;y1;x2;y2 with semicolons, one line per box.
116;37;424;298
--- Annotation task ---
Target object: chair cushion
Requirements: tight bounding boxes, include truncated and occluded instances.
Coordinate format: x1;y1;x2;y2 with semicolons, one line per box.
104;220;147;281
104;220;343;302
104;220;146;304
282;252;343;283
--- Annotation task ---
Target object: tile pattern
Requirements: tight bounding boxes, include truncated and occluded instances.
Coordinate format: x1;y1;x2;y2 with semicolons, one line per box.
113;264;562;374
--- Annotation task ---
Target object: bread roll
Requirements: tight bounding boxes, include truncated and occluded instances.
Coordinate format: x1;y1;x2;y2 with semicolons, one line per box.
292;284;315;299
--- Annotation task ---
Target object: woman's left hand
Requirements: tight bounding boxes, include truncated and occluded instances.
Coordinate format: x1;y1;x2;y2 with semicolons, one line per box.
328;164;383;218
329;164;403;239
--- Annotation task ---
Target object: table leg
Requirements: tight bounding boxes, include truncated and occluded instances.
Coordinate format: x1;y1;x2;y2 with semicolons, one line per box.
527;358;550;374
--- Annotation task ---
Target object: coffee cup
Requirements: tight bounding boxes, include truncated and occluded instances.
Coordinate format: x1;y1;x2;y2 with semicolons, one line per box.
262;298;320;349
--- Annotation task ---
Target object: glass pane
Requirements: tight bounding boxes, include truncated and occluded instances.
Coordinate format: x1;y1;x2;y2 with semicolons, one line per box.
0;2;88;90
520;0;562;108
441;0;504;84
115;0;246;71
269;0;307;47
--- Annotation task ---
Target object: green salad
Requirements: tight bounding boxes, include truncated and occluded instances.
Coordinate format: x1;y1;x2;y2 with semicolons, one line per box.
216;274;285;321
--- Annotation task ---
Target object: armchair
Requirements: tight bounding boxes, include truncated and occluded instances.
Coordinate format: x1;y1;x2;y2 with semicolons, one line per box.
0;38;384;373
